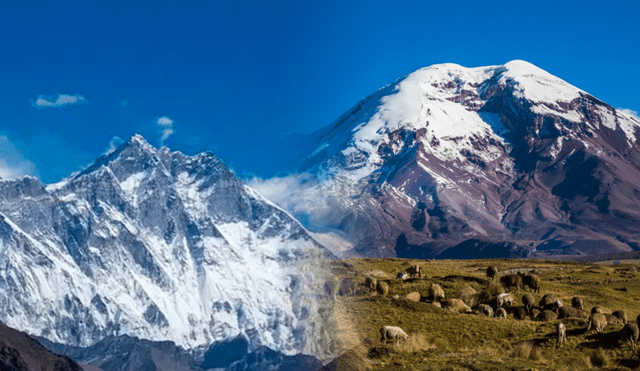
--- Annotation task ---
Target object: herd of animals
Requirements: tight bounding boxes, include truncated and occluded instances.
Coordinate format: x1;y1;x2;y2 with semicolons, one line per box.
325;264;640;353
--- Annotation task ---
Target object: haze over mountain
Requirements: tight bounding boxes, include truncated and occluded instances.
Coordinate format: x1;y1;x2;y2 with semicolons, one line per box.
0;135;335;369
251;60;640;259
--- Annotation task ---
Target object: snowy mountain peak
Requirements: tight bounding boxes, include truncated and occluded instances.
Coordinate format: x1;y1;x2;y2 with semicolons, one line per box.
261;60;640;259
0;134;331;356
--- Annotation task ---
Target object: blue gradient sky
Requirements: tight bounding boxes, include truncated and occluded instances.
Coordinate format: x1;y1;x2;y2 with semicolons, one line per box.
0;0;638;183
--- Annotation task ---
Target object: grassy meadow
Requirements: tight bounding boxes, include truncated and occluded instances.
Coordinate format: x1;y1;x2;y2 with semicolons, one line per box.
319;258;640;371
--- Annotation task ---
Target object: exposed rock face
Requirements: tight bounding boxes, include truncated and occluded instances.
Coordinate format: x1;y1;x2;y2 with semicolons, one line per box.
254;60;640;259
0;135;333;358
0;321;82;371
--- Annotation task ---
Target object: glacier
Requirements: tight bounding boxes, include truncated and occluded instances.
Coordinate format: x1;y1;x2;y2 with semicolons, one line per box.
0;134;334;358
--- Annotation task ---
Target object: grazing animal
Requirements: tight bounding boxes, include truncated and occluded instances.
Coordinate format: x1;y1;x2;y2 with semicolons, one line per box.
494;307;507;319
379;326;410;346
499;274;523;293
587;313;608;333
405;265;422;278
535;310;558;322
429;283;445;302
512;307;527;320
486;266;499;280
556;323;567;348
339;278;357;296
520;273;541;293
522;294;535;314
376;281;389;296
365;277;377;292
553;300;564;312
539;294;559;311
497;293;514;308
323;281;338;300
557;306;589;319
444;299;472;313
612;310;628;324
591;305;610;314
396;272;408;280
477;304;494;317
605;314;624;325
571;297;584;310
530;309;541;321
620;323;640;351
522;294;536;313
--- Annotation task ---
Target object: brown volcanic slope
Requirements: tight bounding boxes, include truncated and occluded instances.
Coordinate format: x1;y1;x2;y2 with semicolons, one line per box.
261;60;640;259
0;321;82;371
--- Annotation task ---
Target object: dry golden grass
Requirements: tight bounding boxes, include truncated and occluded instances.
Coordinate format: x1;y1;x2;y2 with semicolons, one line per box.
397;333;436;353
317;257;640;371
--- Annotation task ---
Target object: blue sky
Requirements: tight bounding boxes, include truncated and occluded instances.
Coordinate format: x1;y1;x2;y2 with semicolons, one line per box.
0;0;639;183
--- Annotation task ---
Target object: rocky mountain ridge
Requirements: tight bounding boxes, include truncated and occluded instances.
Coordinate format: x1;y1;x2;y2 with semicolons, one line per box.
0;135;332;360
253;60;640;259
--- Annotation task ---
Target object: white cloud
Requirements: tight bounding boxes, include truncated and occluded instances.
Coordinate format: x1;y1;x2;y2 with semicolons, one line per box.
248;174;338;228
156;116;175;145
0;136;37;180
618;108;640;120
32;94;88;109
104;136;124;155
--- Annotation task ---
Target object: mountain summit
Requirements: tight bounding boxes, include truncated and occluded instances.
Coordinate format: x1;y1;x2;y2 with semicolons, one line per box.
255;60;640;258
0;135;331;356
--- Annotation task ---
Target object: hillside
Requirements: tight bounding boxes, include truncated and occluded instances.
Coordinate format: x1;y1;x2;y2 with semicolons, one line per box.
318;258;640;370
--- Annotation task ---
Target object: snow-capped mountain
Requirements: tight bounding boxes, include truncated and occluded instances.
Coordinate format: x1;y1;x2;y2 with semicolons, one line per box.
0;135;332;356
254;60;640;258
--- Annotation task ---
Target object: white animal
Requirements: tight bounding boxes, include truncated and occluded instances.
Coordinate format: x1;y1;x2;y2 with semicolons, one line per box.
396;272;408;280
379;326;410;345
497;293;514;308
556;323;567;347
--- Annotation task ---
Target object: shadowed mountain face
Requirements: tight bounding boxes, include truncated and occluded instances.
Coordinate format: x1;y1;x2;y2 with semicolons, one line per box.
39;336;324;371
254;60;640;259
0;322;82;371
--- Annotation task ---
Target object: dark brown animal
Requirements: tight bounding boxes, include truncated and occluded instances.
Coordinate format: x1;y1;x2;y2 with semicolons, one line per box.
405;265;422;278
486;266;499;280
535;310;558;322
613;310;628;324
530;308;541;321
620;323;640;351
512;307;527;320
520;273;541;293
499;274;522;293
539;294;558;311
571;297;584;310
522;293;535;314
557;306;589;319
376;281;389;296
364;277;377;292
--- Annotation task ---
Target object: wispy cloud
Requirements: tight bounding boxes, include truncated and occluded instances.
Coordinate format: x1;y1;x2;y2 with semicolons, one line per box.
618;108;640;120
156;116;175;145
104;136;124;155
248;174;337;228
32;94;88;109
0;135;37;180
